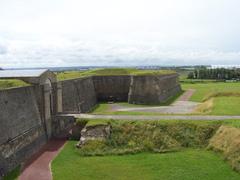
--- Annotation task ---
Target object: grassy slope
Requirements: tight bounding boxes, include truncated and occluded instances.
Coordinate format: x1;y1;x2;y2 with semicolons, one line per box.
182;82;240;115
57;68;176;81
0;79;29;90
182;82;240;102
52;141;240;180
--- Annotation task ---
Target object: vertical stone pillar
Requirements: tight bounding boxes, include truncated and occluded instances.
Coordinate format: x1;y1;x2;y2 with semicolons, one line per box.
57;82;63;113
44;84;52;139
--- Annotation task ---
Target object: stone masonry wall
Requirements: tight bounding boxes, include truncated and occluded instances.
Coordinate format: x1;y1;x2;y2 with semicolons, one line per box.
0;86;47;175
92;76;131;102
61;77;97;113
128;74;182;104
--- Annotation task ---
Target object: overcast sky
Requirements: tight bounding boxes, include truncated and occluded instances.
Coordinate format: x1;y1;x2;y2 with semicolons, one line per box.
0;0;240;68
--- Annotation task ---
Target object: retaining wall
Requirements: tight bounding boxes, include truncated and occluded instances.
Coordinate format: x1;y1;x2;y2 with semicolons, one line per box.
61;77;97;113
93;76;131;102
0;86;47;175
128;74;182;104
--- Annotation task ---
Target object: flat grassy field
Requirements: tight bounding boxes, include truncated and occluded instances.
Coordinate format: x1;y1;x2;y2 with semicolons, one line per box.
210;97;240;115
52;141;240;180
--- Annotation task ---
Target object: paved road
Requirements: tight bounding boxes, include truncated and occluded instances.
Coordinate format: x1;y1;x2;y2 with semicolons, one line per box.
19;139;66;180
68;114;240;120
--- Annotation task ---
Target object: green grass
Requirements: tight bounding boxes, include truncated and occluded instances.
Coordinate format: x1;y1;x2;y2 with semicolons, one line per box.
57;68;176;81
3;166;20;180
52;141;240;180
0;79;29;89
210;97;240;115
91;103;164;115
182;82;240;102
182;82;240;115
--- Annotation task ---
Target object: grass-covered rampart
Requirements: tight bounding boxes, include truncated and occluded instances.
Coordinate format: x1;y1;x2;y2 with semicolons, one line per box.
0;79;29;90
57;68;176;81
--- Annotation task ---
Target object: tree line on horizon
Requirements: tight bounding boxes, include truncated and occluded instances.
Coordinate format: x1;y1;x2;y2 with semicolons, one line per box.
187;67;240;80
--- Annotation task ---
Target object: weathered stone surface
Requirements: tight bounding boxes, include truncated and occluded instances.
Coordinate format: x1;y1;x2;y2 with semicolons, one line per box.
128;74;182;104
93;75;131;102
0;125;46;175
52;115;75;138
77;124;111;147
61;77;97;113
0;86;42;145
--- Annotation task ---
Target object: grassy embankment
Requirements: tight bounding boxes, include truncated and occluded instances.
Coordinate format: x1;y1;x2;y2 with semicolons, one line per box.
0;79;29;90
182;82;240;115
52;119;240;180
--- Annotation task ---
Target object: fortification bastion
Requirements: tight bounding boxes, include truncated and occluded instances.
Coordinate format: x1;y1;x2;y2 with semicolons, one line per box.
0;68;182;176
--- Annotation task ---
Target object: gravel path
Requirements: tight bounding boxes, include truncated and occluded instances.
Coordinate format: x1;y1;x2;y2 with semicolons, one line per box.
108;90;200;114
70;114;240;121
19;139;66;180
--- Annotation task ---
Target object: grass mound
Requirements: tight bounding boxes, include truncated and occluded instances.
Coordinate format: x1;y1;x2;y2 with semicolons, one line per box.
78;120;219;156
203;92;240;102
208;125;240;172
195;91;240;115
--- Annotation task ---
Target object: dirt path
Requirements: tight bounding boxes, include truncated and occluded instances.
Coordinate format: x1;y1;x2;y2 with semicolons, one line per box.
71;114;240;120
19;139;66;180
177;89;196;101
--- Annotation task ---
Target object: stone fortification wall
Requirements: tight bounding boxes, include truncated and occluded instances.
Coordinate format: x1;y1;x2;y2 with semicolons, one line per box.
92;76;131;102
0;86;47;175
61;77;97;113
128;74;182;104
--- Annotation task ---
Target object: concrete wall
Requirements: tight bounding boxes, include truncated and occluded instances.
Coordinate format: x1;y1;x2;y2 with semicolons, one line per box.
128;74;182;104
61;77;97;113
0;86;47;174
93;76;131;102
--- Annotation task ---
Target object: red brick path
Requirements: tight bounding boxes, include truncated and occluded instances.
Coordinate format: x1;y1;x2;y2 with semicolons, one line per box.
19;139;66;180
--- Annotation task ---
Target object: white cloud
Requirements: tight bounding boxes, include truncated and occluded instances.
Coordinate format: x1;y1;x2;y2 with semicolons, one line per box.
0;38;240;68
0;0;240;67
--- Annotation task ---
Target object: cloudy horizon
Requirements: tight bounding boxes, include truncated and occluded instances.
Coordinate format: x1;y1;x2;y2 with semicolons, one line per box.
1;0;240;68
